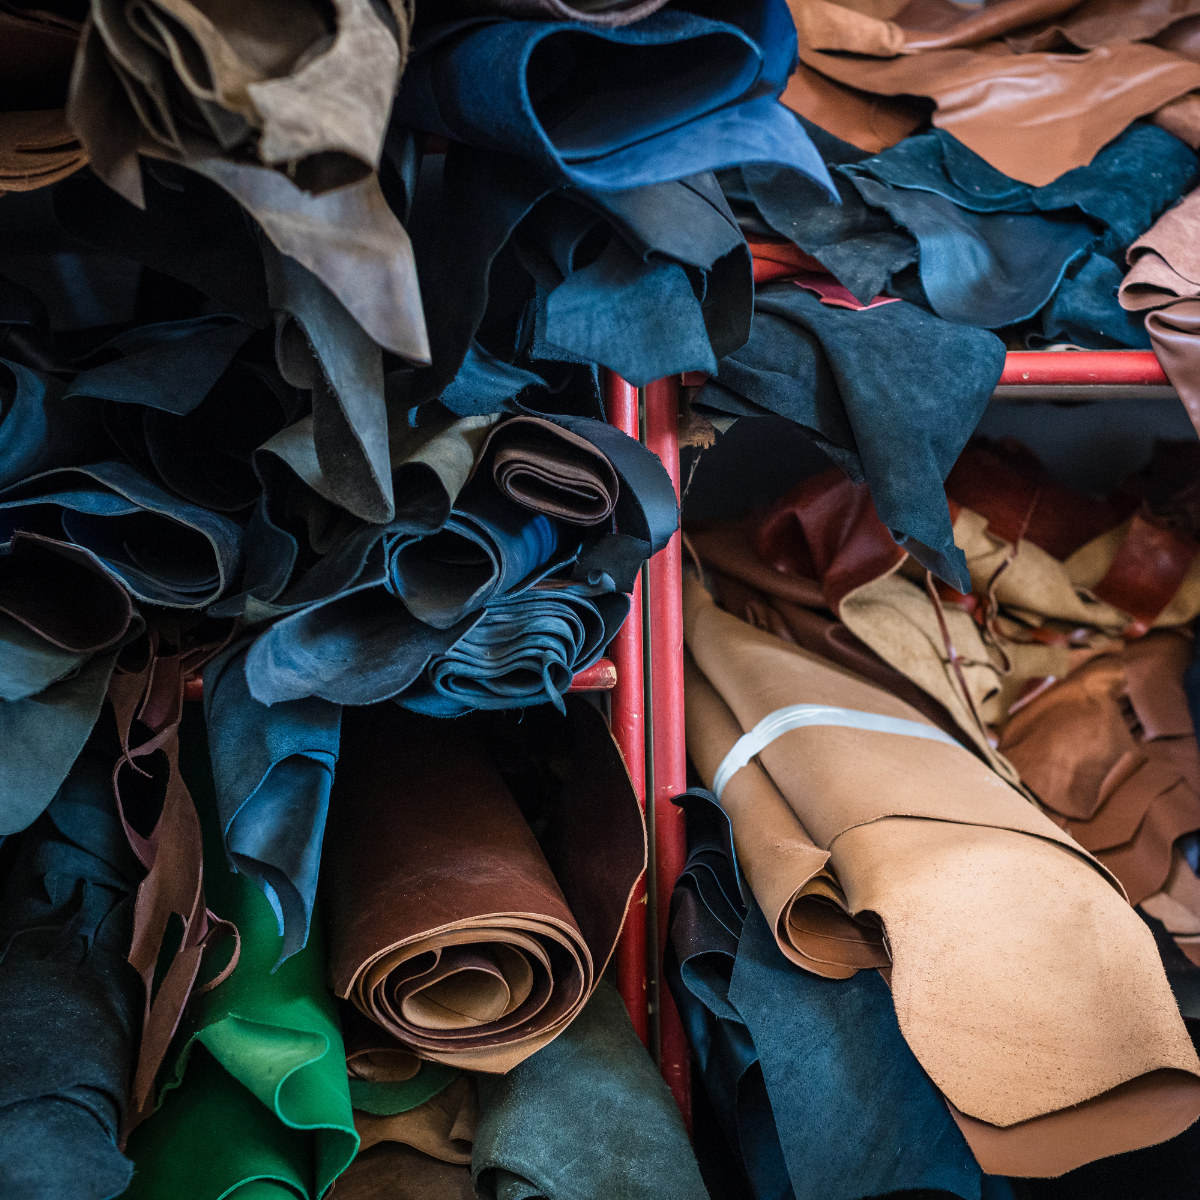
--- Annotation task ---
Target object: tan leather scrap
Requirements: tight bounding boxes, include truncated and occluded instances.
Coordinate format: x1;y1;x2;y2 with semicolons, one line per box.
683;573;1200;1174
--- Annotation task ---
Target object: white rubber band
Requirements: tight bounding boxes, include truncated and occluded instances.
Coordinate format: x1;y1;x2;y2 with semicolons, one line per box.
712;704;961;800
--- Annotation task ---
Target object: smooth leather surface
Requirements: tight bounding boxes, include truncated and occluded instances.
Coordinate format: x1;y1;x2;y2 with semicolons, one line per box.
323;700;644;1072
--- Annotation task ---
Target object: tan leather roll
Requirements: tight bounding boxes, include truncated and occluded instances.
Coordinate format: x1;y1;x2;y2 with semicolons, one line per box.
324;700;645;1073
683;574;1200;1167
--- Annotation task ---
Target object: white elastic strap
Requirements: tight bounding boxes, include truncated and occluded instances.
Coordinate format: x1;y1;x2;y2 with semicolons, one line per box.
712;704;961;800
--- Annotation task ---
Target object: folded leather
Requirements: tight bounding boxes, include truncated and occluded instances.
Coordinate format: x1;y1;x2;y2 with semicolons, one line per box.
790;0;1200;186
0;460;242;609
683;573;1200;1172
1120;188;1200;437
333;1143;475;1200
0;532;137;835
203;641;342;965
0;709;143;1200
323;701;645;1073
69;0;431;364
471;979;709;1200
124;706;358;1199
399;0;832;195
663;787;989;1200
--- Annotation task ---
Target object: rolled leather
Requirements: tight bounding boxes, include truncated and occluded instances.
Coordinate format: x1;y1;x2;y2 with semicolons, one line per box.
478;416;620;526
0;2;84;195
398;0;832;195
0;460;242;609
323;700;645;1073
683;572;1200;1175
0;532;137;835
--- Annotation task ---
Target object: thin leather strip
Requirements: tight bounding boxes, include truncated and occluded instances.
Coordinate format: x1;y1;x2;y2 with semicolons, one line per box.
684;573;1200;1149
323;700;644;1073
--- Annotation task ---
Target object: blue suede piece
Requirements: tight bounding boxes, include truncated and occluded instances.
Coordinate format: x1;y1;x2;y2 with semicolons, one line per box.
1034;253;1154;350
845;125;1197;259
0;357;105;490
838;125;1197;329
0;709;143;1200
667;789;1010;1200
65;316;255;416
731;901;985;1200
399;0;832;196
696;285;1004;590
387;477;575;629
0;461;243;608
203;642;341;965
406;145;753;407
397;584;629;716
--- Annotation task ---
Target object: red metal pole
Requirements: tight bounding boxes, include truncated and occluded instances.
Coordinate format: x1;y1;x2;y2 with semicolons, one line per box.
643;374;692;1130
999;349;1168;386
603;370;651;1051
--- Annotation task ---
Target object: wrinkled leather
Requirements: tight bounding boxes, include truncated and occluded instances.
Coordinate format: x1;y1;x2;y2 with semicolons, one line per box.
684;573;1200;1171
0;533;137;836
1001;632;1200;907
0;460;242;609
334;1142;476;1200
323;701;645;1072
0;707;143;1200
124;705;358;1199
472;979;709;1200
796;28;1200;186
1120;188;1200;437
399;0;833;195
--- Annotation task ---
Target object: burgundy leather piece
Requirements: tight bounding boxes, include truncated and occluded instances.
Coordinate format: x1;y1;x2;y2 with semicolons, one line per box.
1092;512;1200;635
895;0;1084;50
797;38;1200;186
689;522;828;609
708;568;978;752
1148;301;1200;439
779;62;927;155
945;439;1128;561
1000;631;1200;905
476;416;619;527
106;618;238;1134
323;700;645;1072
751;468;908;611
0;532;132;653
333;1143;475;1200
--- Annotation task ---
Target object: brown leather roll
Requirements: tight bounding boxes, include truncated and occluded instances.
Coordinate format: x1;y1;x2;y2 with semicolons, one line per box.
324;700;645;1073
478;416;619;526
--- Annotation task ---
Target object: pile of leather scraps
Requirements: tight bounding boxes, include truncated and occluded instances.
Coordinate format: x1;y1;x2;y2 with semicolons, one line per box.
1;0;850;1195
681;433;1200;1195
